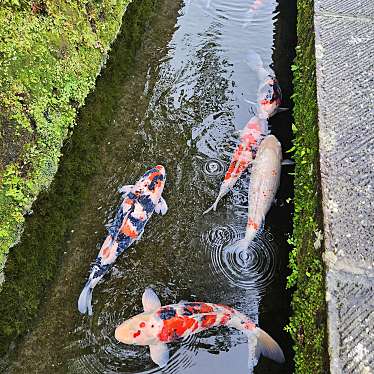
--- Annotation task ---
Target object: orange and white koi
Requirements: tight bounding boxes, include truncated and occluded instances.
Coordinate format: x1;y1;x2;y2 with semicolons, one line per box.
115;288;285;370
78;166;168;315
204;116;268;214
246;51;285;119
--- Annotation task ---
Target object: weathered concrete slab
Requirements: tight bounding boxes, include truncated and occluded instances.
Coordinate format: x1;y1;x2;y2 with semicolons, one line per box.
314;1;374;373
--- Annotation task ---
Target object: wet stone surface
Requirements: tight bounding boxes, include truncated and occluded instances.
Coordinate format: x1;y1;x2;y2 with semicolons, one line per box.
315;1;374;373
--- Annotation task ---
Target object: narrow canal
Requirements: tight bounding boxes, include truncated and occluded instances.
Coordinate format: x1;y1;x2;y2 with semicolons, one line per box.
0;0;296;372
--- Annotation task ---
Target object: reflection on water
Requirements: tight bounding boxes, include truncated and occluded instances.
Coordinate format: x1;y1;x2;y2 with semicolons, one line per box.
5;0;295;373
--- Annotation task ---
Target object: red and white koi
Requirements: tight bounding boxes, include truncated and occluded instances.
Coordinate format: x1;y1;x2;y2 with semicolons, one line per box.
78;166;168;315
115;288;285;370
246;51;285;119
204;116;268;214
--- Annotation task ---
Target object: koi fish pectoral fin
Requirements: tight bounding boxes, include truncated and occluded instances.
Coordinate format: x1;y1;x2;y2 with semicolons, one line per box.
276;107;289;113
281;159;294;166
244;98;258;106
149;343;169;368
253;328;285;364
142;288;162;312
118;185;134;195
155;196;168;215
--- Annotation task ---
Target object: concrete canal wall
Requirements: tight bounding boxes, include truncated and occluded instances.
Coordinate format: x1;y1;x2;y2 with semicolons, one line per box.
315;1;374;373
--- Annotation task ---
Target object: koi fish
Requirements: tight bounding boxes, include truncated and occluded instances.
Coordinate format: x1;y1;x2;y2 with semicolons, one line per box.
246;51;286;119
78;166;168;315
235;135;282;249
242;0;268;28
204;116;268;214
115;288;285;370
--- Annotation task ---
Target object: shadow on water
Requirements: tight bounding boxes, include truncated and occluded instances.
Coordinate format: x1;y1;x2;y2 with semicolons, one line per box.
0;0;297;373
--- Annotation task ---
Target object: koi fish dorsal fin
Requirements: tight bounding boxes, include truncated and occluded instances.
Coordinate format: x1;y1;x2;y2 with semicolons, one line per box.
142;288;161;312
118;185;134;195
149;343;169;368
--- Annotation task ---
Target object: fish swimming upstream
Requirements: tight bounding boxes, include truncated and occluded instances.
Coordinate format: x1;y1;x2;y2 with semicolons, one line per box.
235;135;282;250
78;166;168;315
115;288;285;370
204;116;268;214
246;51;285;119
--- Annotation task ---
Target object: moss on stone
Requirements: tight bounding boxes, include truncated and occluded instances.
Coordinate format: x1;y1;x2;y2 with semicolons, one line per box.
0;0;157;357
0;0;132;274
285;0;329;372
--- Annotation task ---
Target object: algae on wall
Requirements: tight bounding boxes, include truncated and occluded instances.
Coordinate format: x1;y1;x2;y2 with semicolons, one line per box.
286;0;329;372
0;0;158;359
0;0;132;275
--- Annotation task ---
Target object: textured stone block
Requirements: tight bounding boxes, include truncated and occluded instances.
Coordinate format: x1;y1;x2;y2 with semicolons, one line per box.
326;271;374;373
315;0;374;19
315;14;374;268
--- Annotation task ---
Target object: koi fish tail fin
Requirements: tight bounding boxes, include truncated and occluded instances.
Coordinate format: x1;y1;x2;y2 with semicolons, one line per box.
246;51;269;81
242;10;255;29
253;327;285;365
203;186;228;215
78;280;94;316
246;50;263;71
227;238;251;256
203;196;220;215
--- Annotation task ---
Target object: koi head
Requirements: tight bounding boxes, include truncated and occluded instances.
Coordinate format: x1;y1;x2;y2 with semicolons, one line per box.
241;116;268;143
133;165;166;200
115;312;162;346
258;77;282;118
256;135;282;159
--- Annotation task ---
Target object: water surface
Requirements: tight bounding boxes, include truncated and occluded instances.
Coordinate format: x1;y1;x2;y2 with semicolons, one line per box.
5;0;295;372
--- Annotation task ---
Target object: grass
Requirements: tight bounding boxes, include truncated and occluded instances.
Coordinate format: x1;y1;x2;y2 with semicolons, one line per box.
0;0;132;274
285;0;329;372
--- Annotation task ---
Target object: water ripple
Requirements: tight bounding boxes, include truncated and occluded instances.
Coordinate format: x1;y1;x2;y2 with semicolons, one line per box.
201;225;278;293
203;158;226;177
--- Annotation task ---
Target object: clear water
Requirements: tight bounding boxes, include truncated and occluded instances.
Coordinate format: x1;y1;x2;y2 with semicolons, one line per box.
6;0;295;372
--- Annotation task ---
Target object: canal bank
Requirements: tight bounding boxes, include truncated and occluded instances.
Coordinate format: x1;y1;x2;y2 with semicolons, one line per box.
0;0;132;276
314;1;374;373
286;0;329;373
0;0;160;364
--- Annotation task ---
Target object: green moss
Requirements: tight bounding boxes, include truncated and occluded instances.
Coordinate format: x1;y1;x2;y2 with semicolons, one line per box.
0;0;157;357
285;0;329;372
0;0;132;273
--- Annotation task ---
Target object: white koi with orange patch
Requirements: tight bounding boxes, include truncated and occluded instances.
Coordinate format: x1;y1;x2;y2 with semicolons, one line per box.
115;288;285;370
238;135;282;247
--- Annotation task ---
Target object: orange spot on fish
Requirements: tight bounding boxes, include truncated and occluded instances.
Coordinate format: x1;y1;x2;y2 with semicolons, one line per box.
124;198;133;205
220;313;232;325
102;246;111;259
244;321;255;330
159;316;196;342
247;217;259;230
121;222;138;239
201;314;217;328
272;169;277;176
140;322;146;328
133;330;141;338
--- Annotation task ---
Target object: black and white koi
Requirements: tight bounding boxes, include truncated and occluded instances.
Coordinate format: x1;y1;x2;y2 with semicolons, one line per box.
78;166;168;315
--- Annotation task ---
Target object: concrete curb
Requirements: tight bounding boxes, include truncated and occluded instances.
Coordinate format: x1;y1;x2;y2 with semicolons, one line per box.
315;1;374;372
